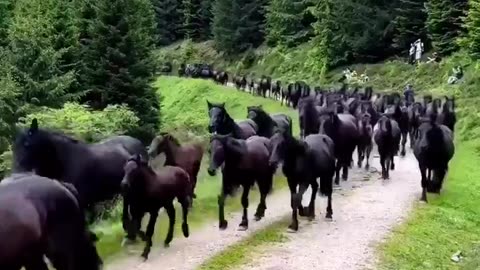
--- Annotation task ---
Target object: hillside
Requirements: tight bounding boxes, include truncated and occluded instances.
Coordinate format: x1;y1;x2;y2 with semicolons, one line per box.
94;76;298;261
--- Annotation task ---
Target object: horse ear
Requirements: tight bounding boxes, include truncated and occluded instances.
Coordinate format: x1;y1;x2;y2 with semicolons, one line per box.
29;118;38;135
220;102;225;108
135;154;141;162
207;100;212;109
88;231;99;242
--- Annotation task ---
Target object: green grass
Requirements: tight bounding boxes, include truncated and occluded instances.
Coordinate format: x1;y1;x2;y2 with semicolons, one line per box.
95;76;298;262
199;219;289;270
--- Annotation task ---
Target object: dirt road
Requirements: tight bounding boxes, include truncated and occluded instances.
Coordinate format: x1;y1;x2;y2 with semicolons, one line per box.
106;150;420;270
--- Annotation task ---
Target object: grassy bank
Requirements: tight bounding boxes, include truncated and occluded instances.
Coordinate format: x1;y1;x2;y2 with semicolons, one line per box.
159;41;480;269
95;76;298;262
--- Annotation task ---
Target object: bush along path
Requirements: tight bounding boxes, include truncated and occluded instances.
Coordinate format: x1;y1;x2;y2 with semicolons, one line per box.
105;147;420;270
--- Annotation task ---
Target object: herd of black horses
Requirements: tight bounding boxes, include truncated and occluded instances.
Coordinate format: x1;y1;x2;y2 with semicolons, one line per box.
0;64;457;270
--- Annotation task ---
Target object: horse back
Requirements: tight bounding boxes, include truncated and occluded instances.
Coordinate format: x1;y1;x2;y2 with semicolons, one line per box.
149;166;191;200
304;134;336;173
237;119;258;138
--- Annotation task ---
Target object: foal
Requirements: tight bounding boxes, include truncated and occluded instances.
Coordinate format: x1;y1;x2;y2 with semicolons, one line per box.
121;154;191;260
148;133;204;200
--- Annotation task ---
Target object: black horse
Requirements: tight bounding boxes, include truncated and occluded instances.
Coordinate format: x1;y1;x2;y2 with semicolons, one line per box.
414;115;455;202
207;135;275;231
374;115;401;179
408;102;424;149
437;96;456;133
207;101;258;139
269;132;335;231
233;75;247;90
12;119;147;226
319;110;360;184
121;154;191;260
0;174;102;270
297;96;321;138
357;112;373;170
246;105;292;138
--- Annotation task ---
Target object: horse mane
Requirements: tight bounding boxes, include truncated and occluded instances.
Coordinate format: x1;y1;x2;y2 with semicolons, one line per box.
37;128;80;145
160;133;181;146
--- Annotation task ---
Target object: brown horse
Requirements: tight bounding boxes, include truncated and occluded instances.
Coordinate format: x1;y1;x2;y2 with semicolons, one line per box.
121;154;191;260
0;174;102;270
147;133;204;200
207;134;275;231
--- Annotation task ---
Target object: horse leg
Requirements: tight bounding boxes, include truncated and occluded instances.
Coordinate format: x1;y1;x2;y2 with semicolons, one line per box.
420;164;428;202
218;193;228;230
391;155;395;170
163;204;175;248
255;174;272;221
24;254;48;270
386;156;391;179
401;132;407;156
287;180;299;232
180;199;190;238
307;179;318;221
409;130;415;149
121;196;131;237
365;144;372;170
380;154;386;179
341;161;349;181
294;182;309;219
357;146;363;168
141;210;159;260
334;159;341;185
239;184;250;231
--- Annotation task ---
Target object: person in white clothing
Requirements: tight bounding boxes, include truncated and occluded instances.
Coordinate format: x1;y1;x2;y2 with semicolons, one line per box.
414;39;424;63
408;43;416;64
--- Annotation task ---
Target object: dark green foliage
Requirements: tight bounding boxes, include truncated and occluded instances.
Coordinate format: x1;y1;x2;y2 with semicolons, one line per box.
183;0;212;40
7;0;78;109
460;0;480;59
153;0;184;45
0;0;13;47
78;0;160;142
309;0;399;73
212;0;265;53
426;0;467;56
392;0;428;52
265;0;312;47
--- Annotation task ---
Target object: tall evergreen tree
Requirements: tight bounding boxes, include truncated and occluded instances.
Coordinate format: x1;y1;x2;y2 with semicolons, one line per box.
266;0;311;47
0;0;13;47
462;0;480;59
426;0;467;55
183;0;211;40
308;0;336;76
392;0;428;52
78;0;160;141
7;0;78;108
152;0;183;45
212;0;264;53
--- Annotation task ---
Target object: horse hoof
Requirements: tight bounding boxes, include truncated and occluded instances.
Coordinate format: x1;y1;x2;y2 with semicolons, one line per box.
141;252;149;261
164;242;170;248
308;215;315;221
182;223;190;238
254;215;262;221
219;220;228;230
238;225;248;231
287;225;298;233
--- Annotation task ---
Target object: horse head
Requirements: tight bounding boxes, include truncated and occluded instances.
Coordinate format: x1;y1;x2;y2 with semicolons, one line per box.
13;119;68;179
207;101;228;133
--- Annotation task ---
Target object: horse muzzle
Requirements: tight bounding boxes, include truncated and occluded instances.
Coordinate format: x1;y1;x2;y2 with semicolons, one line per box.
207;167;217;176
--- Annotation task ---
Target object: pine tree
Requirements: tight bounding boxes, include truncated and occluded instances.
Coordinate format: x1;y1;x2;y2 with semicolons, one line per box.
7;0;78;108
462;0;480;59
78;0;160;141
265;0;310;47
426;0;467;55
392;0;428;52
182;0;212;40
0;0;14;47
152;0;183;45
212;0;264;53
308;0;336;76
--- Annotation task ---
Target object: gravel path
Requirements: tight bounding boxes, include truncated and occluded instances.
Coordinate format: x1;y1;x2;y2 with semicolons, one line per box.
238;152;419;270
106;150;419;270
